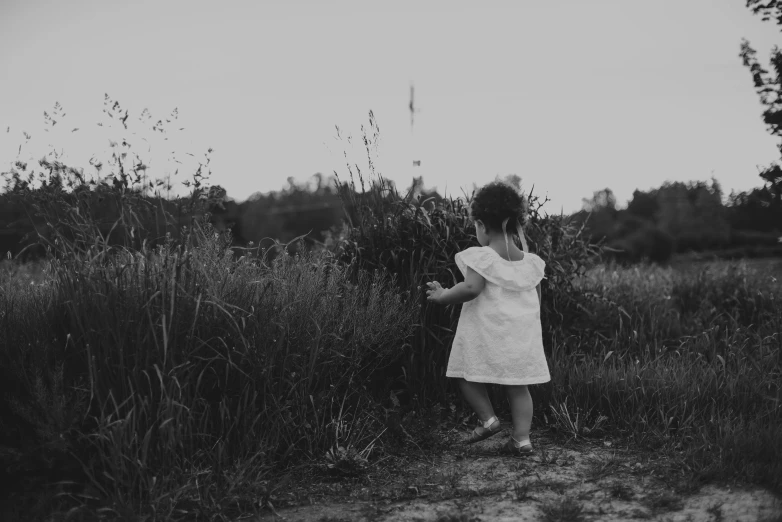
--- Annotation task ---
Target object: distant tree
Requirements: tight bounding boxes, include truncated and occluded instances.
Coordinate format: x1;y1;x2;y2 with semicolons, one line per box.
655;180;729;251
576;188;619;245
609;223;674;265
740;1;782;205
726;185;782;234
234;173;344;248
572;179;737;262
747;1;782;28
581;188;617;214
626;189;658;221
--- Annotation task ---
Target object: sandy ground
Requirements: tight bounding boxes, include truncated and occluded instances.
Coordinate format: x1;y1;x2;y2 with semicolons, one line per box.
257;424;781;522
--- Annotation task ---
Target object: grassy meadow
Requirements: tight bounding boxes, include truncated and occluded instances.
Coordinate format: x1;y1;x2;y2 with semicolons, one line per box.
0;169;780;520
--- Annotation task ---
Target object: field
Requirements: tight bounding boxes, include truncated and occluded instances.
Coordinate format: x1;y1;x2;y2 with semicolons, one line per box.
0;174;781;520
257;257;782;521
1;238;781;520
670;254;782;275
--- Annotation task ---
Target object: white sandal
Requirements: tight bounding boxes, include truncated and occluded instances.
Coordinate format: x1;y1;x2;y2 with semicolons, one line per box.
466;416;503;444
500;435;534;455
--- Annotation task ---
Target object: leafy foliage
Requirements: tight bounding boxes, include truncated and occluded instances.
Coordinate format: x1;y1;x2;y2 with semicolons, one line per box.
330;112;600;401
571;180;782;264
0;102;417;519
1;96;781;520
741;2;782;205
0;221;416;518
747;0;782;25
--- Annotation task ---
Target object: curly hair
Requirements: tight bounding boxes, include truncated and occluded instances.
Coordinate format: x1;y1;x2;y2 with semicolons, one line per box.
470;181;529;234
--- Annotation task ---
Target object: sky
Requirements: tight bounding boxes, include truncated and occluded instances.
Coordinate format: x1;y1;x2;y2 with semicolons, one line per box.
1;0;781;214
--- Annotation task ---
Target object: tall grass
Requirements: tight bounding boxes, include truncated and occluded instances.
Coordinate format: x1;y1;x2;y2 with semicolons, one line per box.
1;124;419;518
2;111;781;520
0;222;416;519
545;262;782;488
328;115;781;492
575;262;781;342
332;114;599;402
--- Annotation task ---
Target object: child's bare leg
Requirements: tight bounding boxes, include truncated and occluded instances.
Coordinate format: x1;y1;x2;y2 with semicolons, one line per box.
505;385;533;442
458;379;496;423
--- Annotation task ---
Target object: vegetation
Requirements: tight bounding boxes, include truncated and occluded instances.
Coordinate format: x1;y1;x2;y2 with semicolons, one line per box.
742;0;782;205
0;104;417;520
1;219;416;520
569;180;782;264
1;20;782;512
565;1;782;265
6;243;776;517
329;126;782;498
328;115;599;405
2;105;780;267
556;260;782;486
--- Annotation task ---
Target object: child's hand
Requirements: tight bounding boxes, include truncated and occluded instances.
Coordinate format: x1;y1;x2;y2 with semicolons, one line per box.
426;281;446;304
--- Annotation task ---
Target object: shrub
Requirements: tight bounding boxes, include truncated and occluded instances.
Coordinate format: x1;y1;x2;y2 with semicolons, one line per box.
330;113;601;402
549;264;782;490
0;108;418;516
0;222;416;516
606;224;674;265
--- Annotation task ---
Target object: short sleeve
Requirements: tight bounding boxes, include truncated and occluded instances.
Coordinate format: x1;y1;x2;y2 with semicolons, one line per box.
526;254;547;282
455;247;495;280
455;247;545;291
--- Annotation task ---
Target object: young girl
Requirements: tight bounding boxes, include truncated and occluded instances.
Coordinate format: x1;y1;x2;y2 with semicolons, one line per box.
426;181;550;454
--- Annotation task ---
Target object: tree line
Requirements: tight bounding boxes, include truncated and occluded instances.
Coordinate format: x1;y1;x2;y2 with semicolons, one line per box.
571;179;782;263
3;0;782;263
2;169;779;264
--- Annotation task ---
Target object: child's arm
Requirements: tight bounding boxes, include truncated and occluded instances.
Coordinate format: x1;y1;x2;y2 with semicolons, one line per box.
426;267;485;305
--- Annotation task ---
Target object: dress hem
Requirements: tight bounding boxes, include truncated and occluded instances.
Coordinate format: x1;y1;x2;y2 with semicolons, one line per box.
445;372;551;385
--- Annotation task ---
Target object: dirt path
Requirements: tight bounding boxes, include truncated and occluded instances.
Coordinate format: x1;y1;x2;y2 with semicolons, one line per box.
259;424;781;522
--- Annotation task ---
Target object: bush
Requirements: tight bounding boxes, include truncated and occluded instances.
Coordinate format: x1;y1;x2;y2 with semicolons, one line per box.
0;129;417;517
728;228;781;247
572;261;780;345
607;224;674;265
554;260;782;490
0;222;416;517
329;114;601;402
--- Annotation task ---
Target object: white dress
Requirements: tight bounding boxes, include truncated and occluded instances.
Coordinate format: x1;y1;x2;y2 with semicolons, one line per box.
445;246;551;385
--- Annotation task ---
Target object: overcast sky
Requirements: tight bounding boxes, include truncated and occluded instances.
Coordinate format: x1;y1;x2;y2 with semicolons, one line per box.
1;0;781;213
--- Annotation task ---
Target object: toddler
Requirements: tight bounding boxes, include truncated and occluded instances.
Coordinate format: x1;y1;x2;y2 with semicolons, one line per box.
426;181;550;454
